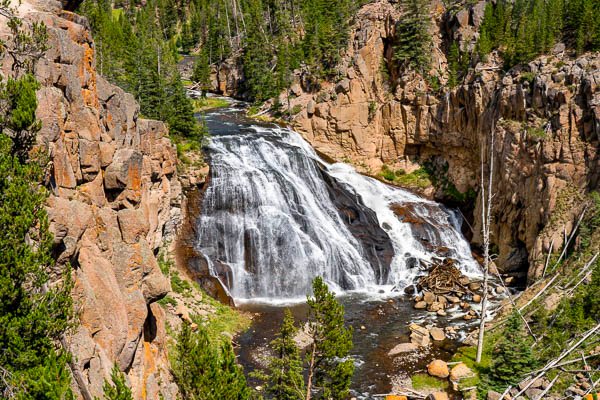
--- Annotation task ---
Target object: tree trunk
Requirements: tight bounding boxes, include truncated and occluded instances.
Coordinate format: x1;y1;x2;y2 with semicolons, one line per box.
476;126;495;364
305;342;316;400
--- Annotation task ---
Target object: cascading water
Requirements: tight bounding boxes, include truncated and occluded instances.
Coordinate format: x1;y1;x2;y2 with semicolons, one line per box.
195;103;480;302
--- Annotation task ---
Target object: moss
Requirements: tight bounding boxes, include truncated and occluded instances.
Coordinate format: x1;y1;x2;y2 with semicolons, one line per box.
290;104;303;115
411;373;449;391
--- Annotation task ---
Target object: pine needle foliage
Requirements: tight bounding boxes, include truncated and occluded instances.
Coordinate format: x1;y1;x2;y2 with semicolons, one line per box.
486;311;538;390
173;323;251;400
262;310;306;400
393;0;432;73
306;277;354;400
101;365;133;400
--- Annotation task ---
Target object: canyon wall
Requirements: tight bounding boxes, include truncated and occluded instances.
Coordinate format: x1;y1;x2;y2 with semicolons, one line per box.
283;0;600;280
2;1;182;398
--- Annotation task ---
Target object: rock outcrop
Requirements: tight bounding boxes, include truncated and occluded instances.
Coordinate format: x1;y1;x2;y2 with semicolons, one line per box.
282;0;600;280
2;2;182;398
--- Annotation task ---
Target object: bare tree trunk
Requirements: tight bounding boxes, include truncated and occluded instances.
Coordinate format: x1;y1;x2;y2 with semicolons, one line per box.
305;342;316;400
476;124;495;364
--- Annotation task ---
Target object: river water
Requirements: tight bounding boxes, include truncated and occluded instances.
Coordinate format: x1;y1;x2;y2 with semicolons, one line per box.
194;99;482;397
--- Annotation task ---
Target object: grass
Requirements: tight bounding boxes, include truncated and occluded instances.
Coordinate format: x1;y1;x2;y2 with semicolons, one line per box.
193;97;230;112
379;166;433;189
411;373;450;391
191;289;252;345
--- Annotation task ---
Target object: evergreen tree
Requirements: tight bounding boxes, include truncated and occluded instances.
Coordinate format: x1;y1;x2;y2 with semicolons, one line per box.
393;0;432;73
173;323;250;400
264;310;305;400
447;41;460;88
102;365;133;400
305;277;354;400
488;311;537;389
192;47;212;96
0;128;73;399
0;16;74;394
0;74;41;161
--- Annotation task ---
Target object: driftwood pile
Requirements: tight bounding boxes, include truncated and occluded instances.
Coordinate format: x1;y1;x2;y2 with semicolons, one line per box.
417;258;470;296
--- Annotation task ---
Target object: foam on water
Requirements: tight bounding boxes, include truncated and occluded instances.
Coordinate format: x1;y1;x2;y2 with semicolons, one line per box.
196;121;481;302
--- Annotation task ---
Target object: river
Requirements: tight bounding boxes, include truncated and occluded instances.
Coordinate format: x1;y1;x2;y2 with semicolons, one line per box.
193;98;483;398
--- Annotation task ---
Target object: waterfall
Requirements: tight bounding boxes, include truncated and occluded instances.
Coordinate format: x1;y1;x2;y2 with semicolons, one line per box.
195;109;480;301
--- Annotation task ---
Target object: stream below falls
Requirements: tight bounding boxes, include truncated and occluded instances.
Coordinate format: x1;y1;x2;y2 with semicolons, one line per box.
193;98;484;398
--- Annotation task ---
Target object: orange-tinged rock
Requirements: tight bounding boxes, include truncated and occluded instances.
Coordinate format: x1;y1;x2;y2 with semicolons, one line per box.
427;359;450;378
385;396;408;400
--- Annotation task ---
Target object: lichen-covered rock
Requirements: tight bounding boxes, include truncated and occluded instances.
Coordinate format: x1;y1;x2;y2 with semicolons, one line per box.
1;3;182;398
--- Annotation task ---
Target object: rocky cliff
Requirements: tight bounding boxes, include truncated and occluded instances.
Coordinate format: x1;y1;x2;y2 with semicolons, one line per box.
281;0;600;281
2;1;183;398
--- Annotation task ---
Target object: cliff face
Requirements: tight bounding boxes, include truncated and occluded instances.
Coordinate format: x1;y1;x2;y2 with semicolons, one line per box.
2;1;181;398
284;0;600;280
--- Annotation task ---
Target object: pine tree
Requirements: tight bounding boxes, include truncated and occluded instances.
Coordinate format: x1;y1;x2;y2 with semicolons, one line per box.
447;41;460;88
0;130;73;399
305;277;354;400
488;311;537;389
0;74;41;161
393;0;432;73
102;365;133;400
173;323;250;400
264;310;305;400
192;47;212;95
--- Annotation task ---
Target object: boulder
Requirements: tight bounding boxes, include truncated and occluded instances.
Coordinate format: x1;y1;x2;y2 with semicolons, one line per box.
117;208;149;244
104;149;143;190
307;100;316;115
525;388;543;399
385;396;408;400
388;342;418;356
486;391;502;400
426;392;449;400
423;291;436;303
427;360;449;378
409;323;430;347
469;282;482;291
472;294;482;303
449;362;474;381
414;301;427;309
430;327;446;341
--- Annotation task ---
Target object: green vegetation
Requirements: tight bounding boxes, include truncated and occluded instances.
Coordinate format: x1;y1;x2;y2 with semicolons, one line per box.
0;7;74;396
477;0;600;68
173;323;251;400
379;165;433;189
257;277;354;399
257;310;306;400
411;373;450;391
80;0;203;139
486;312;538;391
392;0;432;73
102;365;134;400
193;97;230;112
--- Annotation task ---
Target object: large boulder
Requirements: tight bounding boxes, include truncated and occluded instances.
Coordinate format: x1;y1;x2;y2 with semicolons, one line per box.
427;360;450;378
449;362;474;382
